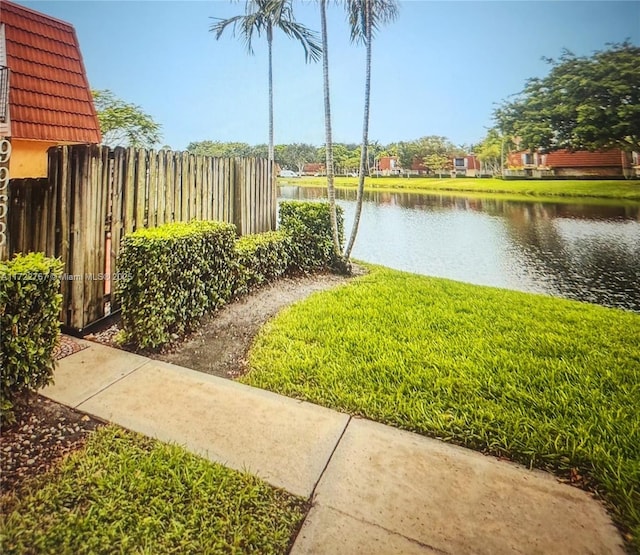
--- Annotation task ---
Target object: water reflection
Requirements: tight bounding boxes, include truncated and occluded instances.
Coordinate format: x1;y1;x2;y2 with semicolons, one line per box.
279;185;640;312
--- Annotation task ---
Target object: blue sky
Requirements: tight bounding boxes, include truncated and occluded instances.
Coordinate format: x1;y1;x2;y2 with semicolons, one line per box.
19;0;640;150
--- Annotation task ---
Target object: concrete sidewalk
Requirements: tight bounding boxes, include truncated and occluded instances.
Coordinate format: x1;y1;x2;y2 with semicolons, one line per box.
41;338;625;554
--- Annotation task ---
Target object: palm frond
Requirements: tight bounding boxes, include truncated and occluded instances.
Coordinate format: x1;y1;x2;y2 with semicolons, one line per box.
347;0;399;44
210;0;321;60
279;20;323;62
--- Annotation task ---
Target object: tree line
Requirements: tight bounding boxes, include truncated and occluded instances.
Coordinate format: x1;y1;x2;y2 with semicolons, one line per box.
184;137;474;174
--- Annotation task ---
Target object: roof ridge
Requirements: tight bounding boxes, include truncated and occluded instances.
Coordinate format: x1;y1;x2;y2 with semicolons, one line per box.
1;0;101;143
1;0;77;31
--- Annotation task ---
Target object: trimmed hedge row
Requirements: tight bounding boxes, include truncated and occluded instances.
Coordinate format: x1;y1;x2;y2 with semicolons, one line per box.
234;231;290;295
0;253;63;422
279;201;344;272
116;221;237;350
117;202;344;350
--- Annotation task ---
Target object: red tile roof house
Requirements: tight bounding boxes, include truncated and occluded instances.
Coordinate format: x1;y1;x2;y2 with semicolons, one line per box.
452;155;482;177
302;162;325;176
375;156;400;176
506;149;637;179
377;155;483;177
0;0;101;178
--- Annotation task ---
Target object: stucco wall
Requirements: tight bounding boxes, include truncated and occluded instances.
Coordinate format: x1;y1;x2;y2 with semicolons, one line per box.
8;139;58;178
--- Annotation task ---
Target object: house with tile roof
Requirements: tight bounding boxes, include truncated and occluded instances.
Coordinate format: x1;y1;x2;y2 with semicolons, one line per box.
506;149;637;179
0;0;101;178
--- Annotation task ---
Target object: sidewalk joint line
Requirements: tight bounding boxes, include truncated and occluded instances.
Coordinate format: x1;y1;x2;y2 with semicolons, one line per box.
287;415;352;555
74;359;151;410
309;414;352;502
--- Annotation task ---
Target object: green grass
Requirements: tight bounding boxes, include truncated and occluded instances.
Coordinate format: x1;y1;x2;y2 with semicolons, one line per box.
0;426;307;554
281;176;640;200
241;265;640;547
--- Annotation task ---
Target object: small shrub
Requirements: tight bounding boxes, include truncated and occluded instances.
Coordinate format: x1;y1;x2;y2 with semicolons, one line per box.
0;253;62;422
116;220;237;350
278;201;344;272
234;231;290;295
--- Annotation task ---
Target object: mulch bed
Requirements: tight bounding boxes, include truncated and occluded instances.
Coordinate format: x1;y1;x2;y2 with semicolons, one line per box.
1;335;101;498
0;395;103;496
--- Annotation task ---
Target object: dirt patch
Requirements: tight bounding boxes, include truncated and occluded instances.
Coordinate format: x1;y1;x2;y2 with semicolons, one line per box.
153;272;353;378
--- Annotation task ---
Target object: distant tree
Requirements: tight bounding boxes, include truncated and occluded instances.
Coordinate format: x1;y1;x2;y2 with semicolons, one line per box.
211;0;321;186
275;143;319;173
397;140;419;171
186;141;254;157
92;89;162;148
494;42;640;154
474;128;513;176
397;136;459;172
251;143;269;158
423;153;451;178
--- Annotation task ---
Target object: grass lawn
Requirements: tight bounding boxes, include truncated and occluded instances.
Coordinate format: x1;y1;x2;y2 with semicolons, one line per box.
282;176;640;200
0;426;306;554
241;265;640;547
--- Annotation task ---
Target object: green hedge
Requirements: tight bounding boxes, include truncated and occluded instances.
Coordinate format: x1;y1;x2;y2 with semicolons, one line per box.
234;231;290;295
116;221;237;350
0;253;63;422
118;206;345;350
278;201;344;272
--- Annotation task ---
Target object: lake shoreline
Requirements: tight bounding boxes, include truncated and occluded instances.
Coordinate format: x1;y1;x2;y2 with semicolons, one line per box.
279;185;640;312
279;177;640;201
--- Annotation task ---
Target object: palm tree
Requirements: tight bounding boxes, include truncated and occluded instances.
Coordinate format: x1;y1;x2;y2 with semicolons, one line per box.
211;1;321;187
319;0;342;259
343;0;398;260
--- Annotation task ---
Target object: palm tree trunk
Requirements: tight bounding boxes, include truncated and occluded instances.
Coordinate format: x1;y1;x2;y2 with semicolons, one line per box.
320;0;341;257
344;0;372;260
267;25;274;193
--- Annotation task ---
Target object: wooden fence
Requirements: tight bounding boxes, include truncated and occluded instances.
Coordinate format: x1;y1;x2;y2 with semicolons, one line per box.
7;144;276;331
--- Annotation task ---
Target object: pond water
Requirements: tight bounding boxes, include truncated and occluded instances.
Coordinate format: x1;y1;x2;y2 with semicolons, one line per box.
279;185;640;312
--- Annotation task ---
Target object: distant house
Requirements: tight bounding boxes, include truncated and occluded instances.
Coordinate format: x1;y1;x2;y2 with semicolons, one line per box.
452;155;482;177
376;156;400;176
506;149;637;179
378;154;483;177
302;162;325;176
0;0;101;178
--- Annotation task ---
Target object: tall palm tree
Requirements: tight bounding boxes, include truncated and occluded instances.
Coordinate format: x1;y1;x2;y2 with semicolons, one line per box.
211;1;321;187
319;0;342;258
343;0;398;260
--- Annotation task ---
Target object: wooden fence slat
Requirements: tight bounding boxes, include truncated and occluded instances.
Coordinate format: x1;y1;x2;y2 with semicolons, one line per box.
57;147;71;325
157;151;166;225
148;150;158;228
83;145;98;325
123;148;136;235
110;148;125;310
167;149;176;223
135;148;147;230
203;157;211;220
69;146;86;328
94;146;109;322
46;149;58;256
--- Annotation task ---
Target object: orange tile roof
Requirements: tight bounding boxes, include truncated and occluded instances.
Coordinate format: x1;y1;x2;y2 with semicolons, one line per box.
545;149;623;168
0;0;101;143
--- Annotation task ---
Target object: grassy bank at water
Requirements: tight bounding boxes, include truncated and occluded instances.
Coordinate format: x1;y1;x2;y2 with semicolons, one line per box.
0;426;306;554
242;266;640;547
280;176;640;200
